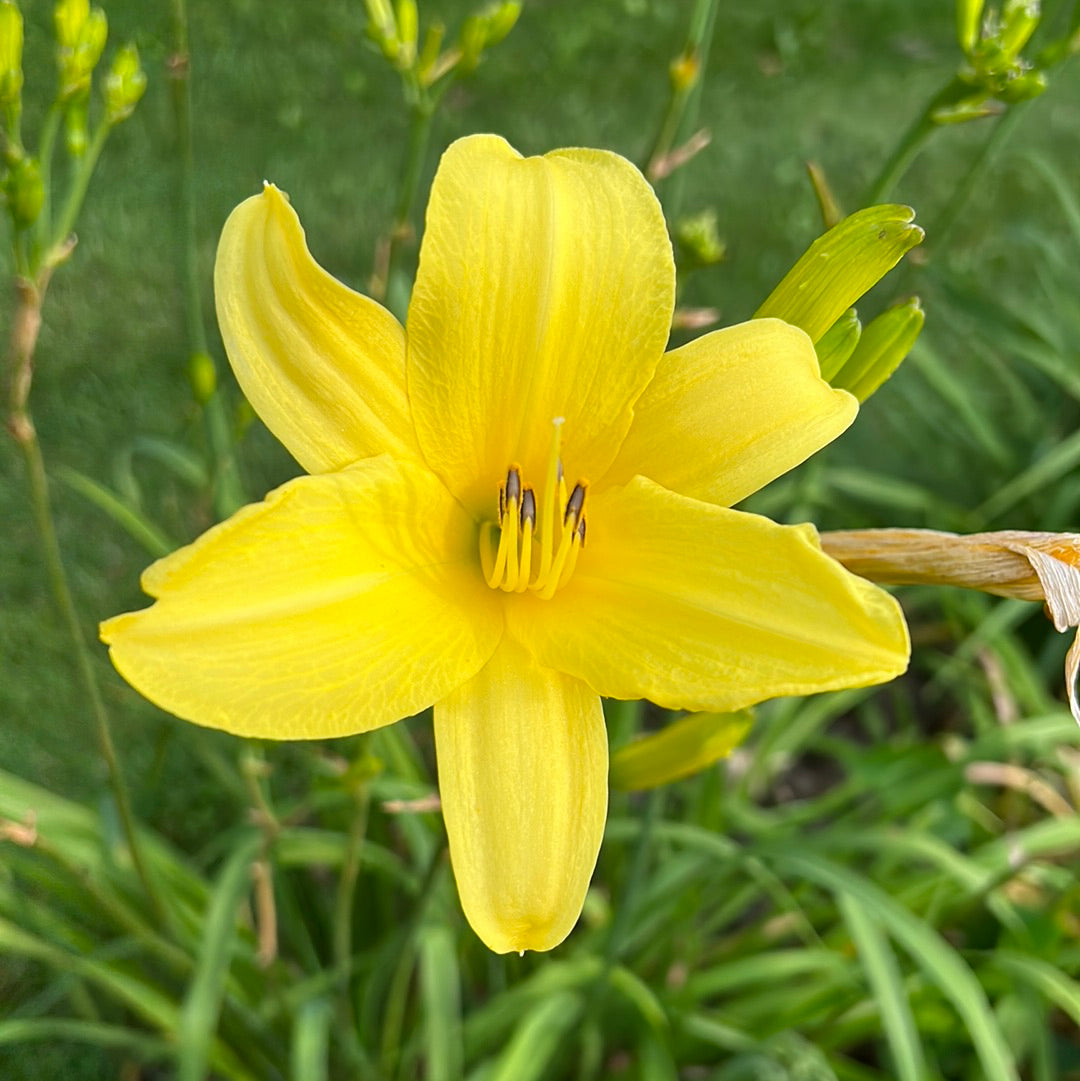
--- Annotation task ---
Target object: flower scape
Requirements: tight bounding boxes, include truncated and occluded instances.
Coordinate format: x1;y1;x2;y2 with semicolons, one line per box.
101;134;910;954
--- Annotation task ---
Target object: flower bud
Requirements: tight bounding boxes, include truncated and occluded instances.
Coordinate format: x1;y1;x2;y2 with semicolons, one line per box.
997;66;1047;102
674;208;725;270
395;0;418;66
481;1;521;49
998;0;1040;61
458;14;484;72
188;352;217;405
956;0;986;56
0;1;23;106
815;307;861;383
6;154;43;227
610;709;753;791
55;0;107;100
416;21;445;83
363;0;400;61
669;48;699;92
104;42;146;124
831;296;924;401
755;205;923;345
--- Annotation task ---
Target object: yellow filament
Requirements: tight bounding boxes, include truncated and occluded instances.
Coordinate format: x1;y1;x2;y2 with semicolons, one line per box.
516;516;534;592
503;493;520;592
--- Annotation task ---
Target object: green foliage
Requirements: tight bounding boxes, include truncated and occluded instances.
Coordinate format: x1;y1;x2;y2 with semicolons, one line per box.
3;1;1080;1079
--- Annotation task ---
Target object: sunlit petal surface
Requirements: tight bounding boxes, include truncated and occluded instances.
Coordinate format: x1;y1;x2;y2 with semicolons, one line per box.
406;134;675;512
102;457;501;738
605;319;856;505
434;639;607;954
511;476;909;710
215;184;420;474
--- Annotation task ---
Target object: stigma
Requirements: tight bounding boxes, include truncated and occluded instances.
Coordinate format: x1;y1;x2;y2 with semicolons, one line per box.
479;419;587;599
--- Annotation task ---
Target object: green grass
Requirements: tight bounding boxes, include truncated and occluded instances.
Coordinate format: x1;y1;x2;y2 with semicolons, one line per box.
3;0;1080;1078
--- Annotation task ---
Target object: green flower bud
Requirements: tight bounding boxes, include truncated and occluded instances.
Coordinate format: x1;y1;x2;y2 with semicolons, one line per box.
481;1;521;49
363;0;399;61
998;0;1040;61
0;1;23;106
816;307;861;383
6;154;43;227
674;208;726;270
395;0;418;67
997;66;1047;102
416;21;445;84
56;0;107;100
956;0;986;56
931;94;998;123
831;297;924;401
104;42;146;124
458;15;484;72
188;351;217;405
755;205;923;345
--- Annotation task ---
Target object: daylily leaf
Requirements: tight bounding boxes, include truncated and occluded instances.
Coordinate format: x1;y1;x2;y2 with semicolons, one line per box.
755;205;924;344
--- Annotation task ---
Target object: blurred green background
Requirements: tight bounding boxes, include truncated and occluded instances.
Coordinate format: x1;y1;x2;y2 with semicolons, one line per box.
3;1;1080;1078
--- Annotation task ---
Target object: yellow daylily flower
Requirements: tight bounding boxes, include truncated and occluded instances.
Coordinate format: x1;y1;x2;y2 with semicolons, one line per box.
101;135;910;954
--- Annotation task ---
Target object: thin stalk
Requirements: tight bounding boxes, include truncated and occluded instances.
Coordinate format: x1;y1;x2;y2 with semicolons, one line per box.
48;119;110;257
332;782;371;985
645;0;720;223
862;78;965;206
32;102;63;260
377;99;434;310
168;0;245;519
5;280;165;924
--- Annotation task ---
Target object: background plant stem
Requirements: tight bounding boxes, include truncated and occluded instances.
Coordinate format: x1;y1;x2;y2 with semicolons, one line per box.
4;277;165;924
168;0;245;520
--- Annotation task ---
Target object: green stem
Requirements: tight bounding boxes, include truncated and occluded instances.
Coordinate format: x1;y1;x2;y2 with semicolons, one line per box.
646;0;720;223
5;276;165;924
169;0;246;520
332;781;371;985
48;119;110;257
862;77;968;206
605;785;663;964
32;102;62;264
377;98;434;313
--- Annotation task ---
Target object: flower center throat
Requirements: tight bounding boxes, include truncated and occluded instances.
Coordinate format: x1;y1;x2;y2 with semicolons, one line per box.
479;419;587;599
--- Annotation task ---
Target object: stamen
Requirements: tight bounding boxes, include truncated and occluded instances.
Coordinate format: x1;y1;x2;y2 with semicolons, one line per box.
520;488;536;529
564;482;586;525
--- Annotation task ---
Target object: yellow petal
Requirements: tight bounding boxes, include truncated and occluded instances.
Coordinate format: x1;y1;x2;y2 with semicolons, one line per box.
510;476;909;711
605;318;856;506
215;184;421;475
101;457;501;739
406;134;675;513
434;639;607;953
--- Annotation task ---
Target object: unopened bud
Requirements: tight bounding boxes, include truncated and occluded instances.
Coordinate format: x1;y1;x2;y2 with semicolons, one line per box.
815;308;861;383
0;1;23;106
416;20;445;83
395;0;418;66
675;208;725;269
931;94;999;124
997;66;1047;102
670;48;699;92
956;0;986;55
104;42;146;123
364;0;399;61
6;154;43;227
831;296;924;401
998;0;1040;60
188;351;217;405
481;1;521;49
458;14;484;71
610;709;753;791
56;0;107;100
755;204;923;344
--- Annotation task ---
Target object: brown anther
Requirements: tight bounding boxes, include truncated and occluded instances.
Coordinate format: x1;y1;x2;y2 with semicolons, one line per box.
564;482;587;525
576;517;587;546
521;488;536;528
505;466;521;505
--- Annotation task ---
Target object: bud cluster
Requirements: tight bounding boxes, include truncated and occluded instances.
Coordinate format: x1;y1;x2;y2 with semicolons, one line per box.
362;0;521;96
0;0;145;250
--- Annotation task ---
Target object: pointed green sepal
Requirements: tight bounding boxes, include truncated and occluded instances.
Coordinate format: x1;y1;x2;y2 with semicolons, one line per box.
816;307;862;382
755;205;924;344
610;710;753;792
832;296;924;402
